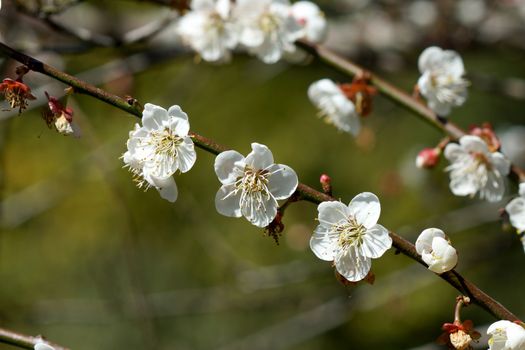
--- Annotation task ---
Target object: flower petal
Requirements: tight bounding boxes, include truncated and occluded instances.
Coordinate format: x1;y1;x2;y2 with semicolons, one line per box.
335;248;371;282
245;143;274;170
310;225;339;261
142;103;168;130
215;150;245;185
267;164;298;200
506;197;525;233
176;137;197;173
167;105;190;136
149;175;178;203
459;135;489;154
415;228;445;254
317;201;349;228
215;184;242;218
360;224;392;259
348;192;381;229
240;194;278;227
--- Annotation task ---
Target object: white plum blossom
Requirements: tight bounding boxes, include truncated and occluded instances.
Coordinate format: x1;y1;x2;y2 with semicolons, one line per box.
214;143;298;227
235;0;303;64
444;135;511;202
291;1;327;43
415;228;458;273
177;0;238;62
487;320;525;350
310;193;392;282
123;103;196;203
417;46;469;116
506;183;525;233
308;79;360;135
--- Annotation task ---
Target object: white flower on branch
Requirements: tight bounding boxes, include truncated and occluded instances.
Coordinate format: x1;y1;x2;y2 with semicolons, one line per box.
214;143;298;228
308;78;360;135
506;183;525;233
415;228;457;273
177;0;238;62
487;320;525;350
123;103;196;203
417;46;469;116
291;1;327;43
444;135;511;202
235;0;303;64
310;193;392;282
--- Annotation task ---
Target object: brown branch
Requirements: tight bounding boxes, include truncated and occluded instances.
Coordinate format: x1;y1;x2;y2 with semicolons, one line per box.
0;42;520;327
0;327;68;350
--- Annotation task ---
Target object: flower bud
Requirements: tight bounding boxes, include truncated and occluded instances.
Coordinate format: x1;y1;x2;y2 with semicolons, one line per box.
320;173;332;195
416;147;441;169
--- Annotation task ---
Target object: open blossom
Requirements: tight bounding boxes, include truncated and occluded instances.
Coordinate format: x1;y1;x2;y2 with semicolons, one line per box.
487;320;525;350
235;0;303;64
308;79;360;135
444;135;511;202
214;143;298;227
415;228;457;273
310;193;392;282
123;103;196;203
506;183;525;233
417;46;469;116
177;0;238;62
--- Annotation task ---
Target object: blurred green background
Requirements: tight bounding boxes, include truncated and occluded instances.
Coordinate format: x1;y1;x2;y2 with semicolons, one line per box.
1;1;525;349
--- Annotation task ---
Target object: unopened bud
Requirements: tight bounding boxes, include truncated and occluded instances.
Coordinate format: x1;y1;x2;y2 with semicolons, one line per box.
320;174;332;195
416;148;441;169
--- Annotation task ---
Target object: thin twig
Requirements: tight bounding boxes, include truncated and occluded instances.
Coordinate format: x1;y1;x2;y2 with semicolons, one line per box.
0;327;68;350
0;42;520;325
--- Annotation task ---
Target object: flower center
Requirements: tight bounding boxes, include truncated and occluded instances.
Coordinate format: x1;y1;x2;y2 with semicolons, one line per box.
207;12;225;33
260;12;279;33
150;127;183;158
231;165;274;211
334;217;367;249
430;73;469;104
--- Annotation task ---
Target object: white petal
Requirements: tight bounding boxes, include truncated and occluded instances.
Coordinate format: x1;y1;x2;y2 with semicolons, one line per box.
481;169;506;202
427;98;453;117
176;137;197;173
167;105;190;136
418;46;444;73
427;237;457;273
317;201;349;227
215;150;245;185
267;164;298;200
520;183;525;197
215;184;242;218
310;225;339;261
444;143;465;163
335;248;371;282
245;143;274;170
506;197;525;233
240;194;278;228
240;27;265;47
348;192;381;229
34;344;55;350
490;152;511;177
360;224;392;259
449;171;477;197
149;175;178;203
460;135;489;154
142;103;168;130
415;228;445;254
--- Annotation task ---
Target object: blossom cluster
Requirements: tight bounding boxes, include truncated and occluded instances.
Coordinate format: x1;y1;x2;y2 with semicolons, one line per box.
176;0;327;64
